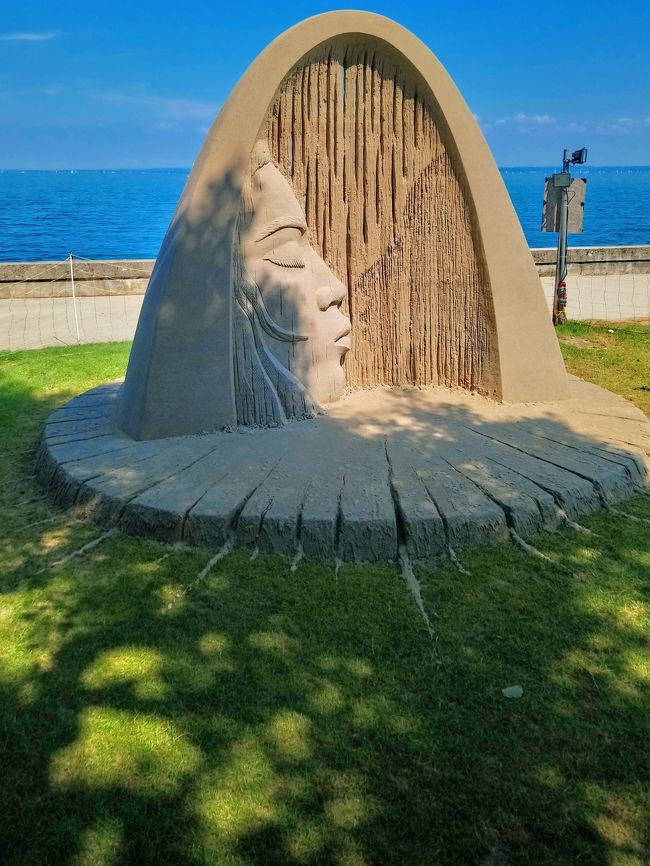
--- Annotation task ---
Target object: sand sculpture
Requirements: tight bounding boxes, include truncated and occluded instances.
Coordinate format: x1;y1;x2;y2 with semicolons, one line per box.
115;10;569;441
38;12;649;562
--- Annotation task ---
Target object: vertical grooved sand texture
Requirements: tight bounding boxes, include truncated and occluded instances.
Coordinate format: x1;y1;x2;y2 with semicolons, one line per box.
263;38;498;393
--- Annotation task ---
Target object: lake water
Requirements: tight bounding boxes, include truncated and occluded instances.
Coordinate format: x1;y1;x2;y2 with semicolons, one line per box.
1;166;649;262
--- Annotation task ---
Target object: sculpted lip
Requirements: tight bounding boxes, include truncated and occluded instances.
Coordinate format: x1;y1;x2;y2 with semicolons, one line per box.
334;323;352;353
334;323;352;343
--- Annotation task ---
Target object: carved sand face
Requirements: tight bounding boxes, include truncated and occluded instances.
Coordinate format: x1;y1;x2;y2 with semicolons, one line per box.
240;159;351;404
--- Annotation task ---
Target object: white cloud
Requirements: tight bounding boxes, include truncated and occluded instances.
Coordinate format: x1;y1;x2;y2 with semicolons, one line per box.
595;121;631;136
590;117;650;134
562;116;650;136
515;113;555;125
616;117;650;129
0;32;57;42
482;113;557;134
98;90;218;122
483;113;650;137
494;113;556;127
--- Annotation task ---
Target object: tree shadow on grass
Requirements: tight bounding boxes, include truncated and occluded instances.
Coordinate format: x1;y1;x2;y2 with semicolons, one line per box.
1;371;650;866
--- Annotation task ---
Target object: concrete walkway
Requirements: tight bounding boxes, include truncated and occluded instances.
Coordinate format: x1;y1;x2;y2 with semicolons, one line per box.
0;295;143;351
2;273;648;352
541;274;650;321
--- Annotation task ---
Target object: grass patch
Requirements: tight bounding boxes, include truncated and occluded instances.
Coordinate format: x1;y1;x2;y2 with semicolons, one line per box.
0;329;649;865
558;321;650;416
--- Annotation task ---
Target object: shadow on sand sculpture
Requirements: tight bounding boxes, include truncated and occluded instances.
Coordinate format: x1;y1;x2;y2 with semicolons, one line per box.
2;378;650;865
119;166;245;438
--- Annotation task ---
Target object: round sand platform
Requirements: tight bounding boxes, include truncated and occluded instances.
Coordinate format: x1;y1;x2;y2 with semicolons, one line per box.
37;377;649;562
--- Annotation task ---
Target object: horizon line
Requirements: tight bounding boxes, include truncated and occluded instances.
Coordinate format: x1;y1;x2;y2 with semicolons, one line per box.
2;163;650;172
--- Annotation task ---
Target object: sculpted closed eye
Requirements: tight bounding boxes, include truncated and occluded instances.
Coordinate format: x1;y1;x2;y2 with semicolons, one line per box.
263;253;306;268
263;237;306;268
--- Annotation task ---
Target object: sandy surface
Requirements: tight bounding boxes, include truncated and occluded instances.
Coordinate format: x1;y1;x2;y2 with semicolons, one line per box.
38;377;649;562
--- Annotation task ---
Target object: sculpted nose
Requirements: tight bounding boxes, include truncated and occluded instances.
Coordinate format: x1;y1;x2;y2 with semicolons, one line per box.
332;277;347;306
316;276;347;311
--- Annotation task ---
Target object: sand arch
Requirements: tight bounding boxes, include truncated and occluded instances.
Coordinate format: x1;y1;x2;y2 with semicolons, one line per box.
116;11;568;441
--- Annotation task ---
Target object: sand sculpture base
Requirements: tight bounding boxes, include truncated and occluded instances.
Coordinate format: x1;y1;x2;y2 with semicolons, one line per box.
37;379;649;562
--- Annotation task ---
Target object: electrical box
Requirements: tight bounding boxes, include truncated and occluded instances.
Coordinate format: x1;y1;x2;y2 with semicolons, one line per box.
541;177;587;233
552;172;571;188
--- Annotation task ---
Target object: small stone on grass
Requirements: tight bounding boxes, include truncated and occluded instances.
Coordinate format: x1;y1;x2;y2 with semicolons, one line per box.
501;685;523;699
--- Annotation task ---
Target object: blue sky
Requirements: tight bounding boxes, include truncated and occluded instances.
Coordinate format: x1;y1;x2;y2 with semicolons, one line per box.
2;0;649;169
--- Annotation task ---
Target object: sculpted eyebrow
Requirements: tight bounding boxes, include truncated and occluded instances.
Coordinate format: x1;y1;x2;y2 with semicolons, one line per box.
255;216;307;242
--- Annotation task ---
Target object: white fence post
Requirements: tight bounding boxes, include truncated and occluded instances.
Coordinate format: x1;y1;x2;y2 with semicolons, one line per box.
68;253;81;344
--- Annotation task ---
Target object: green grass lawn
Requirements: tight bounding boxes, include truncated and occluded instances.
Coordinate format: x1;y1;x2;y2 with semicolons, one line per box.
0;328;649;866
557;321;650;416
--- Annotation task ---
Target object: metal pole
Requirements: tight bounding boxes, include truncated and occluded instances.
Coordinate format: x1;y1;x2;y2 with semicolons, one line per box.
69;253;81;344
552;151;570;325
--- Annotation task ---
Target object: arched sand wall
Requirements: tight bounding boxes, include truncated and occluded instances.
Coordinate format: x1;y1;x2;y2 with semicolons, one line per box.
262;38;497;391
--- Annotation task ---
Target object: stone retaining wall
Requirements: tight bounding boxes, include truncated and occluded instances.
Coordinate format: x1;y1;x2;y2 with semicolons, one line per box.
531;245;650;276
1;247;649;299
0;259;151;299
